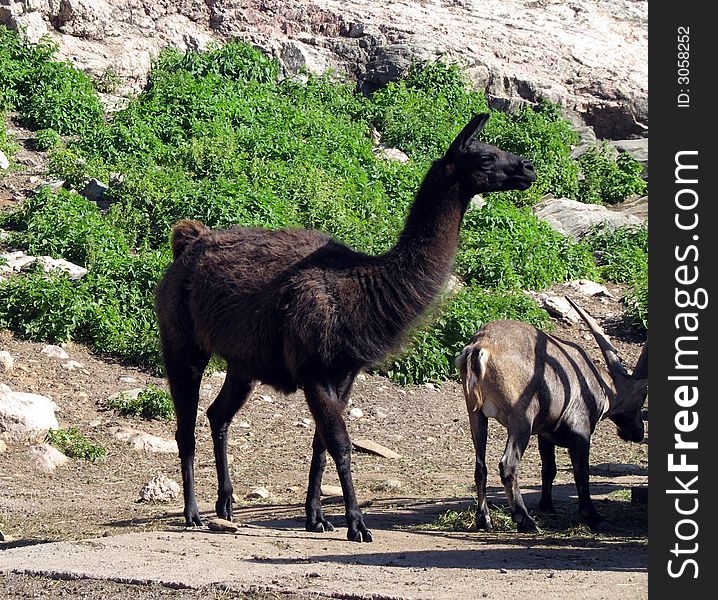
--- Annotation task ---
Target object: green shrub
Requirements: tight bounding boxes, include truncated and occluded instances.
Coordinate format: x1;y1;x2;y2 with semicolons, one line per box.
45;427;106;462
107;384;174;420
1;112;17;158
381;287;550;385
581;224;648;331
457;199;598;290
0;269;93;341
576;144;647;204
33;127;62;151
625;273;648;331
0;26;104;134
581;224;647;284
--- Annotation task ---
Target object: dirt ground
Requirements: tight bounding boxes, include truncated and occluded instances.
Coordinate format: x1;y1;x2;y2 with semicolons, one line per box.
1;115;648;598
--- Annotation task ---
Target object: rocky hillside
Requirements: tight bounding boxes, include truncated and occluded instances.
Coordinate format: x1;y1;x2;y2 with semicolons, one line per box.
2;0;647;139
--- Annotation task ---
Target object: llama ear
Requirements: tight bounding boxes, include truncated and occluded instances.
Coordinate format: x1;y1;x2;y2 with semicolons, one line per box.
449;113;490;156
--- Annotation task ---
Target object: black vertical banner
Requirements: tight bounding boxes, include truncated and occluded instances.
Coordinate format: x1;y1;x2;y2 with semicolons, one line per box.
650;4;715;597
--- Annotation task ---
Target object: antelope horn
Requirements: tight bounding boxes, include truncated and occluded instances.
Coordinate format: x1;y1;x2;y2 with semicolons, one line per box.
632;337;648;380
565;296;628;377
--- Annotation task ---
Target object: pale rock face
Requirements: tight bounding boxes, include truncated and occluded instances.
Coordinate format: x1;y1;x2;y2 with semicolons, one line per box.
0;0;647;137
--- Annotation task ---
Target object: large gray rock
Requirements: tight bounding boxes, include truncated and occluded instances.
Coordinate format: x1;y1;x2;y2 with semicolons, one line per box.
1;0;647;137
533;195;647;241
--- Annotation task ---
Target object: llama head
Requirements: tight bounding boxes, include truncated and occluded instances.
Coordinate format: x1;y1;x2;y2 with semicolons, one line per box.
448;113;537;194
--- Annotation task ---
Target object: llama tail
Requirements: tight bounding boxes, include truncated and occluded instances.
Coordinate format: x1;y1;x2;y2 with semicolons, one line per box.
171;220;207;260
457;345;488;412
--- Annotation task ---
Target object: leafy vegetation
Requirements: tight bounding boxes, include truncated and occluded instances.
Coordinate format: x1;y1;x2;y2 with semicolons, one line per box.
576;144;647;205
0;27;648;383
1;110;19;164
45;427;106;462
106;384;175;420
581;224;648;330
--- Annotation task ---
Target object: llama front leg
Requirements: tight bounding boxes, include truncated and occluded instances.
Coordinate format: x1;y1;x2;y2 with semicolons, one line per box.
206;372;255;521
304;380;372;542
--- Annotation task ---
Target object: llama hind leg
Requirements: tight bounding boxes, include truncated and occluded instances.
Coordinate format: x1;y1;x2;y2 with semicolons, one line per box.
304;378;371;543
305;372;357;534
207;369;255;521
164;349;210;527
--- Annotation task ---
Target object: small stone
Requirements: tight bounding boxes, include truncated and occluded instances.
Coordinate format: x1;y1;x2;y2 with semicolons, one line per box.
259;394;273;403
0;439;7;453
40;345;69;360
320;484;343;497
29;444;69;472
373;407;389;419
238;421;250;429
110;426;177;454
246;487;270;500
424;382;436;390
80;178;109;202
294;421;310;429
0;150;9;170
139;475;180;502
352;438;401;459
383;478;401;489
0;351;13;374
348;407;364;418
108;388;143;402
207;518;239;533
118;375;139;384
500;568;508;574
61;360;85;371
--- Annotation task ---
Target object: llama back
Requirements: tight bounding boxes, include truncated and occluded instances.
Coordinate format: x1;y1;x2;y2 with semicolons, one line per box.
171;220;209;260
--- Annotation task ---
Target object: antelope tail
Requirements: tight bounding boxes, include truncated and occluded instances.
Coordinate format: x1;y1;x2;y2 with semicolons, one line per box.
458;346;489;412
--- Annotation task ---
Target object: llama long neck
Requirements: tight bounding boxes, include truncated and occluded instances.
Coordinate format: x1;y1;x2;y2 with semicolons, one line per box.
388;159;466;293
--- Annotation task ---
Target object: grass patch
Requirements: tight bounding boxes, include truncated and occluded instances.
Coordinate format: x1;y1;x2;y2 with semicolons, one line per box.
424;497;647;540
45;427;106;462
106;384;174;420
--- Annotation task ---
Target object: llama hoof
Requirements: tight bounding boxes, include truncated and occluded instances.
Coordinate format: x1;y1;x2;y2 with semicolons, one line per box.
347;528;373;543
537;501;556;514
184;513;204;528
306;519;335;533
216;498;233;522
